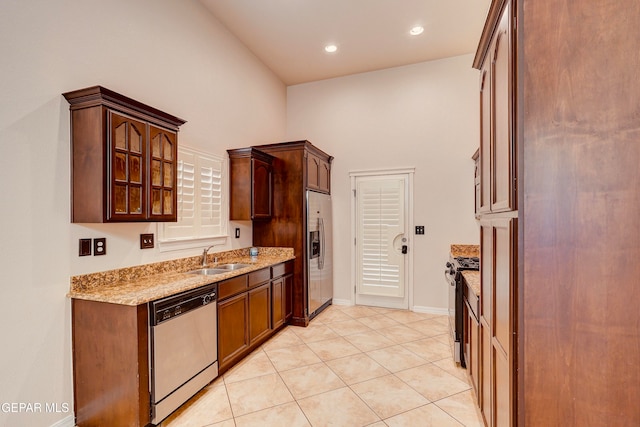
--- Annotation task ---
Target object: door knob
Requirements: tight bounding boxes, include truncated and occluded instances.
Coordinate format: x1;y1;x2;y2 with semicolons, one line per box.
402;245;408;254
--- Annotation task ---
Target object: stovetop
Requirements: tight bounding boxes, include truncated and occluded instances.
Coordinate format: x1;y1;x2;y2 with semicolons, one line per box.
453;256;479;271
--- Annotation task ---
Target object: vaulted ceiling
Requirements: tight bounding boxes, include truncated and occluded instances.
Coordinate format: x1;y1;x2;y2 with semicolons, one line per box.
200;0;492;85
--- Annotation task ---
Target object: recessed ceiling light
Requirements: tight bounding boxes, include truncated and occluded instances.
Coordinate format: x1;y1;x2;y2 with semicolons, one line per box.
324;44;338;53
409;26;424;36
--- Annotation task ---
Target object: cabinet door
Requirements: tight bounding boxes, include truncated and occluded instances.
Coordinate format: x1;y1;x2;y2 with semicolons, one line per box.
307;153;330;193
480;316;492;426
307;153;321;191
490;2;514;212
479;65;491;214
466;300;480;398
271;277;284;329
284;273;293;322
149;125;178;221
480;216;516;427
218;293;249;370
318;159;330;193
252;158;272;219
492;217;516;427
248;283;271;345
109;111;147;221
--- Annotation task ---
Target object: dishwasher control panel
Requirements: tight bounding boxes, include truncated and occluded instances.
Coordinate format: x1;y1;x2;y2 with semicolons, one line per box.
151;283;217;325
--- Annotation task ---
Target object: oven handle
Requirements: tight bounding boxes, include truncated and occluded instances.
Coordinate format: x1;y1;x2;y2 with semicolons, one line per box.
445;270;456;285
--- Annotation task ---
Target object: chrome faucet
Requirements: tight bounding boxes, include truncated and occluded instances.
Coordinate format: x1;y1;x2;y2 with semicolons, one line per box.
201;245;219;268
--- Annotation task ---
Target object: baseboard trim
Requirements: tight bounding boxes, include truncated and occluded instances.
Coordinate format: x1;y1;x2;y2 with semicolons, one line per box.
331;298;352;306
412;305;448;315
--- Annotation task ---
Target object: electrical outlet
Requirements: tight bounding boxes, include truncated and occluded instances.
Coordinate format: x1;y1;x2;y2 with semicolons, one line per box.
235;228;240;238
79;239;92;256
93;238;106;256
140;233;154;249
415;226;425;235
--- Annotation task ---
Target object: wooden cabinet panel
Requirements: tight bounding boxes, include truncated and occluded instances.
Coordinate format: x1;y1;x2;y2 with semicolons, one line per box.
306;152;331;193
248;267;271;288
272;277;284;329
479;216;516;427
228;148;273;221
479;64;491;214
476;1;514;216
218;275;248;300
248;283;271;345
465;298;480;399
72;300;150;427
217;292;249;370
480;222;493;322
252;158;272;219
480;317;492;427
494;345;511;427
493;218;514;354
490;4;514;212
284;273;293;323
63;86;185;223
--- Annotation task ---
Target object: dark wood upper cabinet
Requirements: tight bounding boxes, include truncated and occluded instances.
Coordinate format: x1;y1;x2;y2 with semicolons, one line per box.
477;1;515;215
306;151;331;193
63;86;185;223
227;147;274;221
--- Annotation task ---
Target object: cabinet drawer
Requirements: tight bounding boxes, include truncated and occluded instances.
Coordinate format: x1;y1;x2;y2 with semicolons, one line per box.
218;275;248;300
271;261;293;279
248;268;271;288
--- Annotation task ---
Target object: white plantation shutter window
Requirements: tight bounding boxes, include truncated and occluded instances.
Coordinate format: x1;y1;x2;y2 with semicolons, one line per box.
159;147;227;246
198;156;223;235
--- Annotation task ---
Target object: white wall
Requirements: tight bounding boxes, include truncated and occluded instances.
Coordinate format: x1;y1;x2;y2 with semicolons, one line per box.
285;55;480;311
0;0;286;426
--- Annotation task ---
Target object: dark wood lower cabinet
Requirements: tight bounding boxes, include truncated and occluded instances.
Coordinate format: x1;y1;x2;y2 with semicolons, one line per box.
248;283;271;345
72;300;150;427
72;260;295;426
217;261;294;374
217;292;249;370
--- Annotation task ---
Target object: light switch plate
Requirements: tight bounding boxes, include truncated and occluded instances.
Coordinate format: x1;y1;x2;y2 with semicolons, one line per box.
79;239;92;256
140;233;154;249
415;226;425;235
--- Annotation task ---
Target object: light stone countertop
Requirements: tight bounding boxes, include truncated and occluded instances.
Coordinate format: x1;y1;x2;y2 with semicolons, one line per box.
68;247;294;306
450;244;480;258
461;270;480;297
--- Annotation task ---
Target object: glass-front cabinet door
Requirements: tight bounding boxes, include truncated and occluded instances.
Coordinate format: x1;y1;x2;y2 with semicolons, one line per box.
109;111;147;221
149;125;177;221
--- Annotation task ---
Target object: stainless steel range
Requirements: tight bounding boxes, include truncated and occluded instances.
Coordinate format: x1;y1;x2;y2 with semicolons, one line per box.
445;256;479;366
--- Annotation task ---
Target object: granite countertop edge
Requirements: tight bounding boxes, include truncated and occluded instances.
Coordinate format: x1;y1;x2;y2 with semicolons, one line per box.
68;247;295;306
461;270;481;297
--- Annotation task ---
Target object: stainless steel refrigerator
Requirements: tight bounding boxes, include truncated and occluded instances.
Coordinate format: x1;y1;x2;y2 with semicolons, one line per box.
307;190;333;317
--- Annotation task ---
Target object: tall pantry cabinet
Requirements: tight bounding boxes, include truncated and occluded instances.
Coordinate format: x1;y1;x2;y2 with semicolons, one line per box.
474;1;517;426
475;0;640;425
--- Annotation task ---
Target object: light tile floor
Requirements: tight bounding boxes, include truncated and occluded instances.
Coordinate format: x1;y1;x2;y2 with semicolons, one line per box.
161;305;484;427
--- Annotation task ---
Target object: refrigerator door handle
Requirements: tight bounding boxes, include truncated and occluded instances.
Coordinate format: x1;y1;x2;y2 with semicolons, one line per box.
319;217;325;270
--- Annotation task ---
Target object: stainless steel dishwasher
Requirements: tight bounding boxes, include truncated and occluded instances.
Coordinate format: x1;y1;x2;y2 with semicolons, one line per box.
150;283;218;425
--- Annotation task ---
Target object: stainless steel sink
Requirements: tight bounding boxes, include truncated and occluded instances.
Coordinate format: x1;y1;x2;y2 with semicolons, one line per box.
215;263;252;270
187;268;228;276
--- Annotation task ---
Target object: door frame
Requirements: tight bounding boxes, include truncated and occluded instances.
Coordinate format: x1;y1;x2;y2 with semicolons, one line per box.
349;167;415;309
